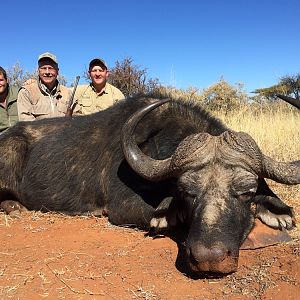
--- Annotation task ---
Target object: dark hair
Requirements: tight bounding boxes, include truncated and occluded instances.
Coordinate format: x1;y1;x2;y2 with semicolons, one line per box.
0;66;7;80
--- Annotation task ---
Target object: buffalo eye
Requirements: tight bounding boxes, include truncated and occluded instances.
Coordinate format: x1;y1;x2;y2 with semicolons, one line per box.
238;190;256;202
180;190;198;210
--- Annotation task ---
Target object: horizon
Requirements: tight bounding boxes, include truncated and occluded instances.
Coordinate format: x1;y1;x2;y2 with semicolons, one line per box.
2;0;300;94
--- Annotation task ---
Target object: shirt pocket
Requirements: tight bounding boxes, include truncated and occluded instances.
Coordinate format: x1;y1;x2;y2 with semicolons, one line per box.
57;98;69;113
31;100;51;118
8;102;18;117
80;97;93;108
79;97;95;114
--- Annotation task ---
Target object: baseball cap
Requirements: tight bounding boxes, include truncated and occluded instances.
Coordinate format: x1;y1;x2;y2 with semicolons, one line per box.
89;58;108;70
38;52;58;65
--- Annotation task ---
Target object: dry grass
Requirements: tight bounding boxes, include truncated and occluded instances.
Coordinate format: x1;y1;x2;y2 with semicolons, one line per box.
214;106;300;161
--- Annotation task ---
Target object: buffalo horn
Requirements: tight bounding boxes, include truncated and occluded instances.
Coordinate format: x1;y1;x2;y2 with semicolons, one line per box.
277;94;300;110
261;156;300;185
121;99;173;181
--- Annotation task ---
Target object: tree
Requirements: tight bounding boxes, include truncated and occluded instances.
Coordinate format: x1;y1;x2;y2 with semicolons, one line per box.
200;78;248;112
108;57;161;97
279;73;300;99
253;72;300;102
6;62;34;87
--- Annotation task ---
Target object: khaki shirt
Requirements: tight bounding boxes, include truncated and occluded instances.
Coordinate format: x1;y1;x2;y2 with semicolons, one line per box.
0;85;19;133
73;83;125;115
18;79;71;121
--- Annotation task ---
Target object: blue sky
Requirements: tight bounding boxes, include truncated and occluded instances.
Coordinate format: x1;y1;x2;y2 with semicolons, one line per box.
2;0;300;93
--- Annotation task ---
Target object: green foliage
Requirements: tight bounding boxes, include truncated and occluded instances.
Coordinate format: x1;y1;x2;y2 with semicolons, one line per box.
153;79;250;114
200;78;248;112
280;74;300;99
253;72;300;101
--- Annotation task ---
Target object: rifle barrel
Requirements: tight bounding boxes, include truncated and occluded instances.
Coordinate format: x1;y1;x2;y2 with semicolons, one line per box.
66;76;80;117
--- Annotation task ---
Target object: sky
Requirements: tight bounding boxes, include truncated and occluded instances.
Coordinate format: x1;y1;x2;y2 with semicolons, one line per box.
2;0;300;94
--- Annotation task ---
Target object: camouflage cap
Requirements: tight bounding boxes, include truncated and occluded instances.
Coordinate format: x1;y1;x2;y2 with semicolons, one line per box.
89;58;108;70
38;52;58;64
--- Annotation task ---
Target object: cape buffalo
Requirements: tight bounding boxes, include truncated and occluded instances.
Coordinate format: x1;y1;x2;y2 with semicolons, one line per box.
0;96;299;274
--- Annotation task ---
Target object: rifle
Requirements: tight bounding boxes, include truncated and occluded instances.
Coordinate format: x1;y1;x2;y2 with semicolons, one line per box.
276;94;300;110
66;75;80;117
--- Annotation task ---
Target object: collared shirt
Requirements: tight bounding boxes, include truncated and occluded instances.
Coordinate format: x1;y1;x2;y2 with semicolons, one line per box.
0;85;19;132
73;82;125;115
17;79;71;121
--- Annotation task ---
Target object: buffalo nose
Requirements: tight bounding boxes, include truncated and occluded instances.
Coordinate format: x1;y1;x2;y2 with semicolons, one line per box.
191;245;229;262
187;244;238;274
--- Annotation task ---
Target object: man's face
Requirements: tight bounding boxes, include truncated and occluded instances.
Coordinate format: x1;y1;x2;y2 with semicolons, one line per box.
89;65;109;87
38;58;59;89
0;73;8;96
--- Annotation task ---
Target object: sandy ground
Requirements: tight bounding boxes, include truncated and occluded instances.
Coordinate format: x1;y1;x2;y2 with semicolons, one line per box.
0;183;299;300
0;210;299;300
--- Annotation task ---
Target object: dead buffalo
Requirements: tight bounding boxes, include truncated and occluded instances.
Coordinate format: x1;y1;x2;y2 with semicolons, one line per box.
0;96;299;274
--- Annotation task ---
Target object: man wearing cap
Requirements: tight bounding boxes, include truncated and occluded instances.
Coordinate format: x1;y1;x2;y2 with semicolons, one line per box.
0;66;19;133
73;58;124;115
17;52;71;121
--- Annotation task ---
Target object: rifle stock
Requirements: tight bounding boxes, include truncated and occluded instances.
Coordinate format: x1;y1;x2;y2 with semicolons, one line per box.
66;75;80;117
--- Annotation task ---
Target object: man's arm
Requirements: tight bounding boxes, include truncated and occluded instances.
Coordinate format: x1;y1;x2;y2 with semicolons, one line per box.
17;88;35;121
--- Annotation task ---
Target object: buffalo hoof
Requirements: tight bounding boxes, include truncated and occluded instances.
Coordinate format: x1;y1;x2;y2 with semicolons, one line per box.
256;201;295;230
0;200;28;216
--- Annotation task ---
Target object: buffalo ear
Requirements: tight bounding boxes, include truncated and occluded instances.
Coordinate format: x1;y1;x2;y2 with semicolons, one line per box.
240;219;292;250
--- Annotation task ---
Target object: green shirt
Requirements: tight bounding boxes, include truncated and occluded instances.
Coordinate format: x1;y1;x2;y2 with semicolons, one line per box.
0;85;19;133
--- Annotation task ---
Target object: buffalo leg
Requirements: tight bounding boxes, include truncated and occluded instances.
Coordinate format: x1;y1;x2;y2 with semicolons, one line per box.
108;160;173;229
149;196;180;233
254;178;295;230
0;200;28;217
107;194;156;229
